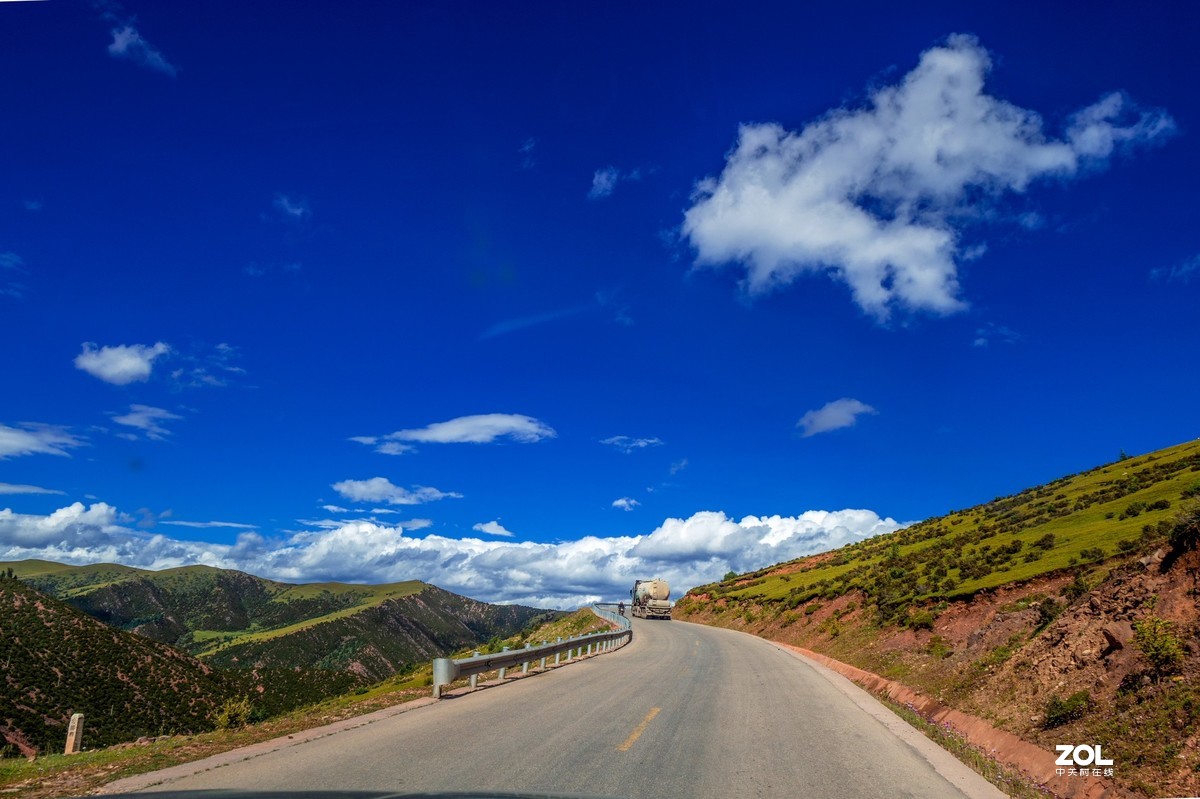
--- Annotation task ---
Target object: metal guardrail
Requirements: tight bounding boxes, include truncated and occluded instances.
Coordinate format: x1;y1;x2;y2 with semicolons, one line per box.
431;602;632;699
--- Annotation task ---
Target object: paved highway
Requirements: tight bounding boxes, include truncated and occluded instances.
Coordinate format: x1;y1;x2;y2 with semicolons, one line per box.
120;617;1003;798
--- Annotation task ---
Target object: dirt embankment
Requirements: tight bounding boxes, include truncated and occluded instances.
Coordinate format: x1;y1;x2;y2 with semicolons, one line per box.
678;548;1200;798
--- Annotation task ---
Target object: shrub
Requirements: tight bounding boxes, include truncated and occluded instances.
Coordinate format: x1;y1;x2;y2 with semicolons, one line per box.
1117;538;1138;552
908;610;936;630
722;570;738;582
214;696;255;730
1044;691;1090;728
1168;502;1200;555
926;635;953;659
1033;533;1056;550
1062;573;1089;600
1134;615;1185;677
1036;598;1064;629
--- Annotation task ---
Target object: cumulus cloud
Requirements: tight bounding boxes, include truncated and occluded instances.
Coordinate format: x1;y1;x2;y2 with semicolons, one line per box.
111;404;183;441
797;398;877;438
0;423;84;460
473;521;516;538
612;497;640;511
0;483;65;496
331;477;462;506
682;34;1174;321
75;342;170;385
0;502;904;607
354;414;557;452
107;24;177;77
600;435;664;454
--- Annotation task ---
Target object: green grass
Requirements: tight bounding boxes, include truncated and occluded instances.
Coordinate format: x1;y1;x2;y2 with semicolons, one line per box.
700;439;1200;617
193;582;426;654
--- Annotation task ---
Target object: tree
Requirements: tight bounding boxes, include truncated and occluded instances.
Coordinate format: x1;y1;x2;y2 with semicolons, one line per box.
722;571;738;582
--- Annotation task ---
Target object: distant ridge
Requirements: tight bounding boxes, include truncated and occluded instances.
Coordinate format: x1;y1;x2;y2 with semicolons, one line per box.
4;561;552;682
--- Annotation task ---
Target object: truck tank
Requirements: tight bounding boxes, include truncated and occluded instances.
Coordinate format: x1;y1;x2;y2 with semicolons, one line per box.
634;578;670;602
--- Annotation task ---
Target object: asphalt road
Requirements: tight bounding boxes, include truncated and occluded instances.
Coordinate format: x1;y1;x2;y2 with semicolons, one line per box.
126;617;1004;799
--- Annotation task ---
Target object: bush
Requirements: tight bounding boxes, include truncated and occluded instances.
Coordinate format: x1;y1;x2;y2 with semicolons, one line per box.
926;635;953;658
1134;615;1185;677
214;696;256;730
908;610;936;630
1033;533;1056;550
1044;691;1090;728
722;570;738;582
1036;598;1064;629
1168;502;1199;555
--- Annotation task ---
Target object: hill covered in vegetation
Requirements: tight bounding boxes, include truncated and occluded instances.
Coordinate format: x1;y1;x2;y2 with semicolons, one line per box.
4;562;550;682
677;438;1200;797
0;573;230;757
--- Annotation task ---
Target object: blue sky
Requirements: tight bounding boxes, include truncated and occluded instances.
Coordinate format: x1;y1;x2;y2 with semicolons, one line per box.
2;1;1197;607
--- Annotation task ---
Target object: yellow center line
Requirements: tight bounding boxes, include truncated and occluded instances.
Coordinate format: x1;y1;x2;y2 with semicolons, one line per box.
617;707;661;752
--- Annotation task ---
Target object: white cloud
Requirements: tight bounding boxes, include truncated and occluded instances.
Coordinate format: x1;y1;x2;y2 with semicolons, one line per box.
108;24;177;77
75;342;170;385
972;323;1021;348
0;503;904;608
160;520;257;530
797;398;877;438
322;504;349;513
612;497;640;511
473;521;516;538
331;477;462;506
357;414;557;449
588;166;642;199
0;483;65;496
111;404;183;441
669;458;689;475
0;251;26;299
519;137;537;169
273;194;310;220
682;35;1174;321
600;435;664;454
1151;254;1200;284
0;423;84;460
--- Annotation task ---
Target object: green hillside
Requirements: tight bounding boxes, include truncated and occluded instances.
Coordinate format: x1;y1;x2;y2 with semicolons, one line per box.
3;561;550;682
0;573;229;756
682;438;1200;624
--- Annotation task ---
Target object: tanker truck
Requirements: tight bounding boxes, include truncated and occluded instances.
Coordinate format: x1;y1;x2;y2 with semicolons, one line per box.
631;578;672;620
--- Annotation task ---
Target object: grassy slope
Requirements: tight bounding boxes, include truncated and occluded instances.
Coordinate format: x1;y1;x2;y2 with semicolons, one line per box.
675;437;1200;798
5;560;427;655
691;439;1200;616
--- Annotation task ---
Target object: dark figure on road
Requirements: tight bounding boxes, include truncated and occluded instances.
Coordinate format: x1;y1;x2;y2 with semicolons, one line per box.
617;602;625;616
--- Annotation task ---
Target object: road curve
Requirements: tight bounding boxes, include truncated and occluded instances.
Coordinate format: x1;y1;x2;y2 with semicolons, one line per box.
129;617;1003;798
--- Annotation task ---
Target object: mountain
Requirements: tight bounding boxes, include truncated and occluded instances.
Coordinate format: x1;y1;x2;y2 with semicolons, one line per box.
4;562;553;682
676;437;1200;797
0;574;229;757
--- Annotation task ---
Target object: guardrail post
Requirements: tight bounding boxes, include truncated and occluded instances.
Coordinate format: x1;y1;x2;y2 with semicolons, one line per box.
555;637;562;665
432;657;457;699
523;642;531;674
469;651;480;689
499;646;510;679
